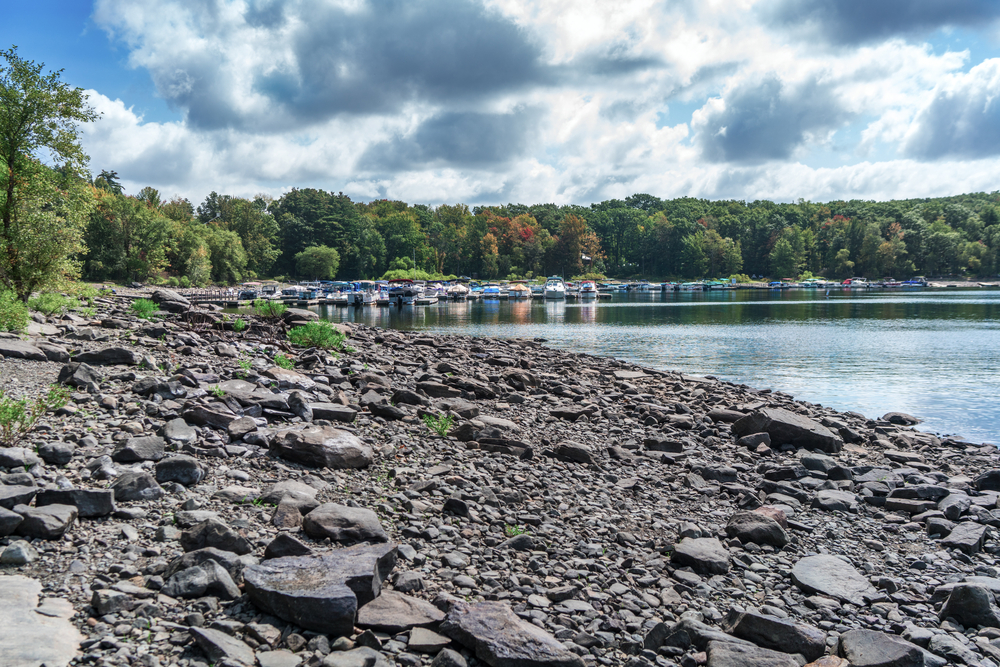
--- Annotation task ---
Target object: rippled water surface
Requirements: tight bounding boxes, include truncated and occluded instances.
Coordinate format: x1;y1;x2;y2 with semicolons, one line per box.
310;289;1000;444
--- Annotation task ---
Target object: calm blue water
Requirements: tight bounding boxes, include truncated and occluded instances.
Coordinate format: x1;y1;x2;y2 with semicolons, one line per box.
310;289;1000;445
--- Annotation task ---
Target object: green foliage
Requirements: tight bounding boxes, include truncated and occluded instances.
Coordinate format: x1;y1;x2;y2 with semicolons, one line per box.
131;298;158;320
178;276;191;288
253;299;287;319
28;292;75;316
729;273;752;283
571;272;608;281
83;190;171;281
274;353;294;369
504;523;529;537
295;244;340;280
422;413;454;437
166;276;179;287
232;318;247;332
287;321;346;350
0;288;28;331
0;386;70;447
209;385;226;398
380;269;457;281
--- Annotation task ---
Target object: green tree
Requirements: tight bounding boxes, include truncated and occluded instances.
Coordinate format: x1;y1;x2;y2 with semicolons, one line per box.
769;237;799;278
0;46;98;300
679;233;707;278
295;244;340;279
84;190;171;281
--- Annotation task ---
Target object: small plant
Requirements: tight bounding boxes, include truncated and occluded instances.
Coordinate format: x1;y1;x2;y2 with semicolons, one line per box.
0;289;29;332
274;353;294;370
98;287;113;297
422;413;454;437
287;321;346;350
0;386;71;448
253;299;287;319
209;385;226;398
232;318;247;332
504;524;529;538
28;292;74;316
131;298;158;320
77;306;96;318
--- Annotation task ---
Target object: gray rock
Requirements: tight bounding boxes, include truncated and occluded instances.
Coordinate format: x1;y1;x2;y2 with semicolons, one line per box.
56;362;103;390
976;469;1000;492
91;589;133;615
0;339;46;361
270;425;373;469
288;391;314;422
183;404;238;429
321;647;392;667
302;503;388;545
162;561;241;600
227;416;259;439
111;471;164;501
35;489;115;518
940;521;989;554
0;506;23;536
706;640;800;667
369;402;406;420
838;629;929;667
430;648;468;667
554;441;595;464
883;412;920;425
812;489;859;512
74;346;143;365
151;289;191;313
939;583;1000;628
243;543;398;636
356;590;446;632
155;455;205;486
0;485;38;510
164;547;246;582
0;540;38;564
0;448;42;469
112;435;165;462
791;554;877;605
0;575;81;667
927;634;980;665
733;407;843;453
441;601;585;667
180;518;253;555
161;418;198;444
939;493;972;521
310;403;358;423
189;626;255;666
725;511;788;547
671;537;730;575
15;504;77;540
37;441;75;465
264;533;314;559
409;627;452;653
722;609;826;661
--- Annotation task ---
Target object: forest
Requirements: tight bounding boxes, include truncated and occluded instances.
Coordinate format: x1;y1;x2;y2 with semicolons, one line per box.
80;171;1000;285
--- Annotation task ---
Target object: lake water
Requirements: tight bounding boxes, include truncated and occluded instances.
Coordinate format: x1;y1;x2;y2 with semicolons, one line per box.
308;289;1000;445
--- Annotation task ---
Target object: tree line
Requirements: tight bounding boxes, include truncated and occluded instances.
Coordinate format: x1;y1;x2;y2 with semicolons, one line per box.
3;46;1000;306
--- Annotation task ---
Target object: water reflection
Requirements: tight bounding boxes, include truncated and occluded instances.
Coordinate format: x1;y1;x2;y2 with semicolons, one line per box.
308;289;1000;443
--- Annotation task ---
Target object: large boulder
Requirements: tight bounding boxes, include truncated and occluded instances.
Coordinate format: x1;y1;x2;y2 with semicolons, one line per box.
441;601;585;667
725;511;788;547
73;347;142;366
0;339;46;361
302;503;388;545
722;609;826;661
939;584;1000;628
243;543;397;636
838;629;934;667
732;407;843;453
151;289;190;313
270;426;373;469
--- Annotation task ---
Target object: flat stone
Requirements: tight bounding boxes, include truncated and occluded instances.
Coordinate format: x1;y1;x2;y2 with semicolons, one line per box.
0;485;38;510
940;521;989;554
257;649;302;667
270;425;373;469
321;647;392;667
733;407;842;453
706;640;800;667
264;367;315;390
441;601;585;667
0;448;42;469
838;629;927;667
15;504;77;540
155;455;205;486
791;555;877;605
161;418;198;444
408;627;452;653
0;339;47;361
302;503;388;545
723;609;826;662
73;347;142;365
671;537;730;575
310;403;358;423
180;518;253;555
725;511;788;547
111;435;165;462
812;489;859;513
0;575;81;667
244;543;398;637
34;489;115;518
189;626;256;666
110;471;164;502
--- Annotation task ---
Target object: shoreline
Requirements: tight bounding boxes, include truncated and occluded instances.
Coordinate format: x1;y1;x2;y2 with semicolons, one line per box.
2;290;1000;666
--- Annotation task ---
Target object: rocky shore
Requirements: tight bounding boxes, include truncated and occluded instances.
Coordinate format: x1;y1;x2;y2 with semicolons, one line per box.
2;288;1000;667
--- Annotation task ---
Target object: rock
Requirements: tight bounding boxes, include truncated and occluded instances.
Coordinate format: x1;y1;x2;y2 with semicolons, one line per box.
938;584;1000;628
791;555;877;605
430;648;468;667
0;540;38;564
671;537;730;575
189;626;256;666
243;543;398;636
733;407;843;453
73;347;142;365
706;640;800;667
111;471;164;501
155;455;206;486
369;402;406;420
723;609;826;661
91;589;133;615
927;634;980;665
357;590;446;632
264;533;314;559
499;534;535;551
260;480;319;505
56;362;103;390
180;518;253;555
310;403;358;423
34;489;115;518
227;416;259;439
162;561;241;600
725;511;788;547
0;447;42;469
270;425;373;469
151;289;191;313
838;629;928;667
883;412;920;425
15;504;77;540
938;493;972;521
0;506;23;536
164;547;246;582
322;647;392;667
554;441;595;464
409;627;452;653
0;484;37;509
287;391;314;422
302;503;388;544
37;441;75;465
0;339;47;361
940;521;989;554
111;435;165;462
975;469;1000;491
440;601;585;667
0;575;81;667
161;417;198;444
264;366;315;390
812;489;859;512
417;381;462;398
183;404;238;429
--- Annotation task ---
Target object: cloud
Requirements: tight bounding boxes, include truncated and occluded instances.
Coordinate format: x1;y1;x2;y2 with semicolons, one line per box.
763;0;1000;44
693;74;851;164
902;59;1000;159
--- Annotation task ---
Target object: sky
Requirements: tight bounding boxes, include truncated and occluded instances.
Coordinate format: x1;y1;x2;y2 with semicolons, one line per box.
4;0;1000;208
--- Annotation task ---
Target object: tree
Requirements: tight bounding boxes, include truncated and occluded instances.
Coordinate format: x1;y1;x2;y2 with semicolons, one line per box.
0;46;98;300
769;237;799;278
295;245;340;280
84;190;171;281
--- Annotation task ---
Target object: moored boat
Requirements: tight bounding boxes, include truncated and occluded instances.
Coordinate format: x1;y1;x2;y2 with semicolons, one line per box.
544;276;566;299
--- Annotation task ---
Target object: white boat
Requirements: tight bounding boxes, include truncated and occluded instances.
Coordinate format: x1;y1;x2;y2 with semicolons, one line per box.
679;282;704;291
447;284;470;300
414;294;438;305
508;283;531;299
579;281;598;299
544;277;566;299
388;279;422;306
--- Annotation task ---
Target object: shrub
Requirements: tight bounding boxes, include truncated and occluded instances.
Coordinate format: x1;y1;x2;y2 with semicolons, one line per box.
131;298;158;320
422;413;454;437
28;292;75;316
178;276;191;288
0;386;70;448
287;321;346;350
728;273;752;284
232;318;247;332
274;353;294;370
0;289;29;332
166;276;179;287
253;299;287;319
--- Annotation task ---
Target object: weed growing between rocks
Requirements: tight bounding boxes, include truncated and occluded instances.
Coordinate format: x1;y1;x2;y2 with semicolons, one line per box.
287;321;346;351
232;318;247;332
422;413;454;436
0;385;70;447
27;292;76;316
0;288;28;332
274;353;294;370
131;298;158;320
